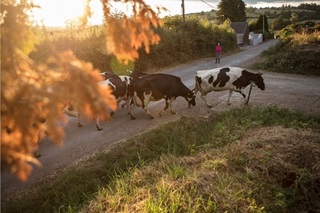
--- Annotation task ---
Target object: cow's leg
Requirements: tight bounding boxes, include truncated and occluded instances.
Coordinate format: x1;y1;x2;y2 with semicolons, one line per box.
238;91;246;104
233;90;246;104
144;104;154;119
110;99;121;117
201;93;212;108
120;100;126;108
125;97;131;115
143;98;153;119
159;98;174;117
227;90;233;105
128;100;135;120
141;93;154;119
128;98;136;120
77;112;83;127
239;91;246;98
193;84;199;94
169;98;176;114
129;94;141;120
95;117;103;131
110;111;115;117
193;76;202;94
63;105;83;127
33;131;42;158
159;100;168;117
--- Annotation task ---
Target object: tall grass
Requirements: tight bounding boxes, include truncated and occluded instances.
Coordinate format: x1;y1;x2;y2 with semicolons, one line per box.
2;106;319;213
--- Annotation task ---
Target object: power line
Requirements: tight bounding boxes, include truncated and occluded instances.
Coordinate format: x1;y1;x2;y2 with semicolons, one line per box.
198;0;216;9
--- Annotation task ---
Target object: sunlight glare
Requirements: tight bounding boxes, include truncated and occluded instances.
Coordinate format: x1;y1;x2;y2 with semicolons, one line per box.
31;0;318;27
32;0;104;27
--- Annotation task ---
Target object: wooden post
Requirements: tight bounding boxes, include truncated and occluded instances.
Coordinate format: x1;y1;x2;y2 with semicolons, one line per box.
245;82;253;105
181;0;185;22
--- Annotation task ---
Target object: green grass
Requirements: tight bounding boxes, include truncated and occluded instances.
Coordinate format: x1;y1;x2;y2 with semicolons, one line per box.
2;106;320;213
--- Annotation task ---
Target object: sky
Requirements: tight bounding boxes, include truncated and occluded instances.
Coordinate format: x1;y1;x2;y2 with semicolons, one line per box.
31;0;319;27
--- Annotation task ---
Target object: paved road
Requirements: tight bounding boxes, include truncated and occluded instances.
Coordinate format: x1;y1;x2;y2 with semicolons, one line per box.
2;39;320;200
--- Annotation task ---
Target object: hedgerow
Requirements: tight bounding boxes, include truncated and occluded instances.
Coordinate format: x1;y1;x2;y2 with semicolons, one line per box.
30;16;238;74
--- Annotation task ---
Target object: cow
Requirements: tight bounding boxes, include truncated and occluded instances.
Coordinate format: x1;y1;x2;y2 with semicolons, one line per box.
99;74;128;114
100;71;148;113
128;73;196;119
63;71;149;130
194;67;265;107
62;72;124;131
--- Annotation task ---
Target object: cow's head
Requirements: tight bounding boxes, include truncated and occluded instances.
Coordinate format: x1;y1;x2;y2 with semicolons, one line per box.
254;73;265;90
186;92;196;107
100;71;115;80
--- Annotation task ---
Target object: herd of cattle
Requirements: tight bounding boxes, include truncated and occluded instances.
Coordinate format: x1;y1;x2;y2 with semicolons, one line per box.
64;67;265;130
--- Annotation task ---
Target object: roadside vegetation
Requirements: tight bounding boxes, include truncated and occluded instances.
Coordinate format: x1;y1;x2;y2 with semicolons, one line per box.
30;16;238;75
30;3;320;76
2;106;320;213
252;30;320;76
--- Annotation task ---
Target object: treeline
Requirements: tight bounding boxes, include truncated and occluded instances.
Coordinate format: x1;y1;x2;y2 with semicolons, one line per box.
246;3;320;32
298;3;320;11
30;17;238;75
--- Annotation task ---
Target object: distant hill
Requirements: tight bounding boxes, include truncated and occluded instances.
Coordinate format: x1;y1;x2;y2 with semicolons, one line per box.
182;4;320;26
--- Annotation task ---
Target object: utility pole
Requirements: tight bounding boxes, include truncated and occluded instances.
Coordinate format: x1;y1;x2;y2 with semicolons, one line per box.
181;0;185;22
262;14;265;34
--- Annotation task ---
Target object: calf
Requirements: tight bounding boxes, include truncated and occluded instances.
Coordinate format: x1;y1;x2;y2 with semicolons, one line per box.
128;73;196;119
194;67;265;107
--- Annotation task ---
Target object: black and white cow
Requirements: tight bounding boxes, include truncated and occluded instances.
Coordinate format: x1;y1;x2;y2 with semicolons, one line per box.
194;67;265;107
99;74;129;114
63;72;128;131
128;73;196;119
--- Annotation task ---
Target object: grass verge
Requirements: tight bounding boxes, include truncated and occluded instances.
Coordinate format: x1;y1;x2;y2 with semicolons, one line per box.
2;106;320;213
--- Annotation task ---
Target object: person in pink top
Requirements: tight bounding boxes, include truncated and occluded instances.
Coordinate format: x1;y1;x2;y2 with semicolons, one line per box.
215;43;222;63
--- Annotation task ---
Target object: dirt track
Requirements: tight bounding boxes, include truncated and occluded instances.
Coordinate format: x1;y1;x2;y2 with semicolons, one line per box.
2;39;320;200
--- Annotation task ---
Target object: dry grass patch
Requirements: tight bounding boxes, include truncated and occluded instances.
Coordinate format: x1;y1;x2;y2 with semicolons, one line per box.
82;126;320;213
226;126;320;212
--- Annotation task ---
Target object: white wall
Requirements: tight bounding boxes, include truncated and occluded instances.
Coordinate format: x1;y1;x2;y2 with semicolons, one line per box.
249;32;263;46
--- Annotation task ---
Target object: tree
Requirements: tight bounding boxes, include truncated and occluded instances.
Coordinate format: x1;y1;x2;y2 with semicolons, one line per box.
1;0;163;181
216;0;247;23
256;14;269;32
272;15;291;31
